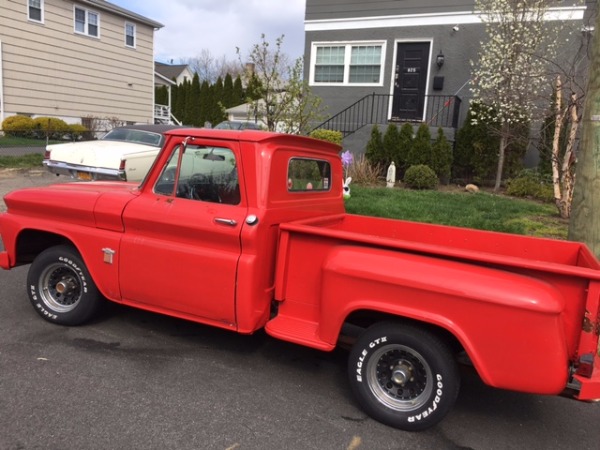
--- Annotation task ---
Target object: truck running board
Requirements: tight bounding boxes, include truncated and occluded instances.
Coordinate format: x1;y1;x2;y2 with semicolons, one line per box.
265;315;335;351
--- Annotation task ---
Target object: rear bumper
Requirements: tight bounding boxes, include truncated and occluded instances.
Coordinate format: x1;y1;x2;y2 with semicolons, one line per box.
43;160;126;181
573;358;600;400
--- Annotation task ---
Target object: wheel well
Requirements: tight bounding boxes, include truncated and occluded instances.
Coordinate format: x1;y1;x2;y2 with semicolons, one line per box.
15;230;71;265
342;310;465;356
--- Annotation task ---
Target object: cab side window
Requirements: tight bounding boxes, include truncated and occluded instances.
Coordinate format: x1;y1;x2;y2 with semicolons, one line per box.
154;145;240;205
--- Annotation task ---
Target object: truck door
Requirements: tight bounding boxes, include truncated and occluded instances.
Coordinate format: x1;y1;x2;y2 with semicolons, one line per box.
119;140;247;327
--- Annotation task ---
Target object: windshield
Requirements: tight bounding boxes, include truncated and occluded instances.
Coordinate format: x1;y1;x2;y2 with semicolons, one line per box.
102;128;163;146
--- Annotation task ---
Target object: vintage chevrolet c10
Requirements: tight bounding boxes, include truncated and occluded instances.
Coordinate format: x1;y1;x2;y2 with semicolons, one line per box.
1;128;599;431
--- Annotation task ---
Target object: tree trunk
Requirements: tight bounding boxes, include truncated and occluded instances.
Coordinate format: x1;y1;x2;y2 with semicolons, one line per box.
551;76;564;208
493;122;509;192
568;10;600;257
559;94;578;219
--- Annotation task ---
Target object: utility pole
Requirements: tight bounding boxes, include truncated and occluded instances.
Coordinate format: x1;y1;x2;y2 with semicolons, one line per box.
568;10;600;257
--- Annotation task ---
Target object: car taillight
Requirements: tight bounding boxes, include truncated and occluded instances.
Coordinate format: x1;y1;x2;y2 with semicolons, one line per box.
118;159;128;181
44;150;51;160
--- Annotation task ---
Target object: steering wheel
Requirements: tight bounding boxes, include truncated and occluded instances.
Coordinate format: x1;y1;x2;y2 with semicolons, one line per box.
188;174;221;203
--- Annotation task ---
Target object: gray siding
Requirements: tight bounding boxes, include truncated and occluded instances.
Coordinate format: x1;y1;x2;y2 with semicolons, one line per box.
306;0;477;21
305;0;595;131
305;24;485;118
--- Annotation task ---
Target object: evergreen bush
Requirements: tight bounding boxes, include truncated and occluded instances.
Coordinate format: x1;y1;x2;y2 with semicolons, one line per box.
431;128;453;183
407;123;432;167
453;102;527;184
383;123;400;168
365;125;385;170
397;123;414;175
403;164;439;190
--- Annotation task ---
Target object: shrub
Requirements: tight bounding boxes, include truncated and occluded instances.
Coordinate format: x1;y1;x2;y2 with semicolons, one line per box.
365;124;385;169
383;123;400;168
66;124;89;141
309;129;343;145
32;117;69;140
431;128;453;183
506;170;554;202
407;123;431;167
397;123;414;175
347;154;381;185
403;164;439;190
453;101;527;185
2;115;35;137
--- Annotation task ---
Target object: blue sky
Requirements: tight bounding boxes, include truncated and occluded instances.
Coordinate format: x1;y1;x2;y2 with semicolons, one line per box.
111;0;306;64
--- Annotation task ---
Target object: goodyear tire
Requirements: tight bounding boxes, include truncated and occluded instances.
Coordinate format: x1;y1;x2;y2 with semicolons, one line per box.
27;245;103;325
348;322;460;431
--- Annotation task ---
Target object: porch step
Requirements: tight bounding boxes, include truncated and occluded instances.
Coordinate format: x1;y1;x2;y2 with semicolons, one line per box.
265;315;334;351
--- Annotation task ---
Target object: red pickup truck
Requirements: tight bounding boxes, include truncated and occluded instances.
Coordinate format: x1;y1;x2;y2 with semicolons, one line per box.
1;128;599;431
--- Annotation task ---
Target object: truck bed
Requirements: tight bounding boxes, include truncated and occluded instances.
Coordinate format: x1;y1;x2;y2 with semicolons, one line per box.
280;214;600;279
269;213;600;400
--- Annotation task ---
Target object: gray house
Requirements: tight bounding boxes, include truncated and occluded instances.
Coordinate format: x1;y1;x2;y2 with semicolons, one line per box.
304;0;595;153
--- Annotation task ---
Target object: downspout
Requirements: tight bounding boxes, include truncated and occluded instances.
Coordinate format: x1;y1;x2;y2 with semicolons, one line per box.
0;39;5;125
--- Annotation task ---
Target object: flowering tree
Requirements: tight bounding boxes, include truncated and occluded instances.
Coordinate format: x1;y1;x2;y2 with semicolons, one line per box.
470;0;573;191
238;35;325;134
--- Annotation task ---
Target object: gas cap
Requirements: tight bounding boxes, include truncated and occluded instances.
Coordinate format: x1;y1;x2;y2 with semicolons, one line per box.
245;215;259;225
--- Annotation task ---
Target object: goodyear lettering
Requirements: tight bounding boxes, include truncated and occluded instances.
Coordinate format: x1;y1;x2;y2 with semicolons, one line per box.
58;256;88;293
34;301;57;320
408;374;443;423
356;336;388;382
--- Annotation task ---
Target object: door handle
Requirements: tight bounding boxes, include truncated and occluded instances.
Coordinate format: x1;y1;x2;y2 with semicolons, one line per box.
214;218;238;226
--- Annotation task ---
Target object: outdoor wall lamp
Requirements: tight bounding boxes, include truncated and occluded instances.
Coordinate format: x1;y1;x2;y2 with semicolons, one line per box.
436;51;445;69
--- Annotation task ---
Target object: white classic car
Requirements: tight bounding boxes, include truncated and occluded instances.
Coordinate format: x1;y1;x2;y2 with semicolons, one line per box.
43;125;184;182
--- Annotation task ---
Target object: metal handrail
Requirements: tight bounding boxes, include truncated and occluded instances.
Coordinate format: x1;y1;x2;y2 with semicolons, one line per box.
312;93;461;137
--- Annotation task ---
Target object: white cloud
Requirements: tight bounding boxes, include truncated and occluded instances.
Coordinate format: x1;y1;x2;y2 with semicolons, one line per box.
111;0;306;63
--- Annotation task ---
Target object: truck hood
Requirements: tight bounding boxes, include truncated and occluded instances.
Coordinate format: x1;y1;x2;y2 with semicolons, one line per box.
3;181;139;232
46;140;158;169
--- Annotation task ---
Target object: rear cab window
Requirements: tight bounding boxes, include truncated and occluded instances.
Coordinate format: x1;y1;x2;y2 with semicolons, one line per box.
287;158;331;192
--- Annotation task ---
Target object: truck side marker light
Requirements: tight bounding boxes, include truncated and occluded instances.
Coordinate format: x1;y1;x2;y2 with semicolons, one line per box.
102;248;116;264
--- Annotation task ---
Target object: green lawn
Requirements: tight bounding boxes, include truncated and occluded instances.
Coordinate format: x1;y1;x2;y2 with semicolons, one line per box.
345;185;566;239
0;154;44;169
0;135;61;147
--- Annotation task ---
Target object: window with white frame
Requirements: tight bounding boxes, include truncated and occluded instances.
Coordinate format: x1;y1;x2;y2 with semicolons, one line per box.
311;42;385;86
125;22;136;47
28;0;43;23
74;6;100;37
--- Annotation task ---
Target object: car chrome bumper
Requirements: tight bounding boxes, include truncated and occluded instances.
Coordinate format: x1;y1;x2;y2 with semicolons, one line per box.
43;160;127;181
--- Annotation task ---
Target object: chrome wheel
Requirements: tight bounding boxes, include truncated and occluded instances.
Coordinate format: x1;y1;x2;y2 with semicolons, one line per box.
28;245;103;325
39;262;83;313
367;344;433;411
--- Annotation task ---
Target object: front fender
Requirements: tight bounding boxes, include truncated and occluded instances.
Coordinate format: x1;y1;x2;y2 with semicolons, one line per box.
319;246;569;395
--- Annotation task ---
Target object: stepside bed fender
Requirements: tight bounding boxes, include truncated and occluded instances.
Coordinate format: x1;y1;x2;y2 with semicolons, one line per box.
319;245;570;394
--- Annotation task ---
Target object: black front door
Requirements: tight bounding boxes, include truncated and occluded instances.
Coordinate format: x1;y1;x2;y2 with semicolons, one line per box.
392;42;430;121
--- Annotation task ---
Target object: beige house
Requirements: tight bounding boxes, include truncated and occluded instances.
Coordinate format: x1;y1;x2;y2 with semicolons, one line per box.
0;0;163;127
154;62;193;85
